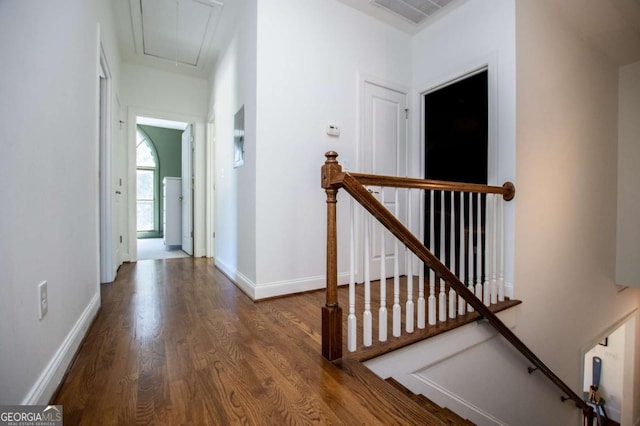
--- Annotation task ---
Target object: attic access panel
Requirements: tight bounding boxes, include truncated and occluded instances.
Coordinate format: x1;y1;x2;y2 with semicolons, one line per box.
136;0;222;67
371;0;455;24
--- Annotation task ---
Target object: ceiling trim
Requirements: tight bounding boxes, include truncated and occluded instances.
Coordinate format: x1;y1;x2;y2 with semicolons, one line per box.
128;0;224;72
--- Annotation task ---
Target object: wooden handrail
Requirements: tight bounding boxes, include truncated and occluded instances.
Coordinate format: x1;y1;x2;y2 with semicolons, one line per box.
347;172;516;201
321;151;592;417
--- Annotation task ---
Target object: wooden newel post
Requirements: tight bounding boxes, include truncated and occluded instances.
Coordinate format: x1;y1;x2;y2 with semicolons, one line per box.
321;151;343;361
583;405;595;426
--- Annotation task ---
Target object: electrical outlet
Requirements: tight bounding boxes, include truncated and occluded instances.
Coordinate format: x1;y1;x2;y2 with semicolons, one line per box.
38;281;48;319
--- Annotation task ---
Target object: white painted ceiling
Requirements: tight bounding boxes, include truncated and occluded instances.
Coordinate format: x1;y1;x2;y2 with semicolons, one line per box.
369;0;457;25
112;0;640;80
336;0;466;34
338;0;640;66
112;0;240;78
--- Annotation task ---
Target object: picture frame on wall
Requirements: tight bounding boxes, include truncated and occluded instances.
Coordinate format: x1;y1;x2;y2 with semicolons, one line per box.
234;105;245;168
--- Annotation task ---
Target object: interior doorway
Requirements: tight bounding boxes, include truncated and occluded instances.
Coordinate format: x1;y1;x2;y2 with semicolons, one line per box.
424;70;488;184
135;116;193;261
423;69;488;273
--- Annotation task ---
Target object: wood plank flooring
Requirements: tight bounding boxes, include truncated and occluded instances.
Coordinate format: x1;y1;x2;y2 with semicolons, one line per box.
53;259;448;425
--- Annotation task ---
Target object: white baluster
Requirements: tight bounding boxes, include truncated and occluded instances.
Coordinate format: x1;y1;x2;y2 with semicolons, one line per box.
348;198;357;352
467;193;475;313
458;192;466;316
490;194;498;305
439;191;447;322
379;188;387;342
406;189;414;333
475;192;483;303
482;194;490;307
417;191;426;329
428;190;436;325
449;191;456;318
393;188;401;337
498;195;505;302
363;213;372;347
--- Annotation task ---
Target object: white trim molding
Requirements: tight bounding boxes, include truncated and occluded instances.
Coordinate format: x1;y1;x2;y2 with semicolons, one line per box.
215;256;350;301
215;257;256;299
22;293;100;405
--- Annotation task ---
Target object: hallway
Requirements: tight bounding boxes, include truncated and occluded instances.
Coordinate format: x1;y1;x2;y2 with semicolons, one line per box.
52;259;443;424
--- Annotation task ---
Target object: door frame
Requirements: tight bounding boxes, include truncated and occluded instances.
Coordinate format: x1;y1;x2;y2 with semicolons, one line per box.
419;59;498;186
418;54;519;299
357;73;410;284
205;120;215;258
126;107;207;261
98;42;115;283
181;124;194;255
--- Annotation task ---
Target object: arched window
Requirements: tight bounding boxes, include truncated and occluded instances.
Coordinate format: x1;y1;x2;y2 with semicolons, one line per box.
136;129;158;232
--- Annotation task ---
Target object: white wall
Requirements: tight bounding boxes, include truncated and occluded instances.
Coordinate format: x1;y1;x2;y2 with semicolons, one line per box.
252;0;411;298
121;63;208;117
0;0;120;404
209;0;258;291
121;63;209;258
512;0;640;423
615;60;640;287
515;0;640;355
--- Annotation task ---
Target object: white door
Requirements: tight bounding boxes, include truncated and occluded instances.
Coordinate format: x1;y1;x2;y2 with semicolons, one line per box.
361;81;408;280
181;124;194;255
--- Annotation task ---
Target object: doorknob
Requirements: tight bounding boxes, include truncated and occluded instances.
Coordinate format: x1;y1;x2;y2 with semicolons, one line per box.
115;191;121;195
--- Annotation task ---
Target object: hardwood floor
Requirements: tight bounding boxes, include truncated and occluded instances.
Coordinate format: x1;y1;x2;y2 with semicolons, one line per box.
53;259;446;425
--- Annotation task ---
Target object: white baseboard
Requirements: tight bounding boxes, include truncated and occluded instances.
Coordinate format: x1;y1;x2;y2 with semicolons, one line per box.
215;257;257;299
254;272;350;300
215;256;349;300
22;292;100;405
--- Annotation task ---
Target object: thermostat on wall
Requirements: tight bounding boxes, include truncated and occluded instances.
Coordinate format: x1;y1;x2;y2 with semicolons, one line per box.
327;124;340;137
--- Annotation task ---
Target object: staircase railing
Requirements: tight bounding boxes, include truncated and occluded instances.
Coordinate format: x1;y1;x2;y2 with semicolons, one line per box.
320;151;594;424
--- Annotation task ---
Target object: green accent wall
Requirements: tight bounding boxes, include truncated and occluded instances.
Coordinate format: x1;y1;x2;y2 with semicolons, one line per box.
138;125;182;238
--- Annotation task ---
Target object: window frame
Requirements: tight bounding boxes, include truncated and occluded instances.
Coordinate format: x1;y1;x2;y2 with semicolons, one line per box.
136;128;160;236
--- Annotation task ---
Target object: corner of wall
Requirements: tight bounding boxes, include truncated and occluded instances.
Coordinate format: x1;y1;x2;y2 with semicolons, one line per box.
215;256;257;300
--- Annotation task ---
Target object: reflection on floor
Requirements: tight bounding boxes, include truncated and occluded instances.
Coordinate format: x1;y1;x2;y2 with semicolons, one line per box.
137;238;190;260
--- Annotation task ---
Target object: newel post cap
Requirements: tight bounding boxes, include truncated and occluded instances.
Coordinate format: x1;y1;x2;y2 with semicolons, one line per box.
324;151;339;164
322;151;343;189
